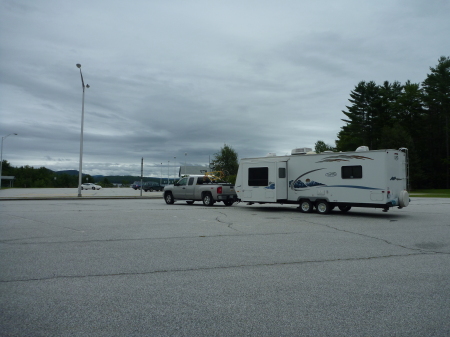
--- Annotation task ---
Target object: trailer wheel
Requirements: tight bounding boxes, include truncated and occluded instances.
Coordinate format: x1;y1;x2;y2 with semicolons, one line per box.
338;205;351;213
164;192;175;204
223;200;234;206
316;200;331;214
299;200;313;213
202;193;214;206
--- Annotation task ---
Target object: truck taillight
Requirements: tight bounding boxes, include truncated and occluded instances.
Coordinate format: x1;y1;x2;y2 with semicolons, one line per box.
217;186;222;194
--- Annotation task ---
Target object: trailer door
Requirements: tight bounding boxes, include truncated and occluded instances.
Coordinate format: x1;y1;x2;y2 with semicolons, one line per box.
276;161;288;200
243;162;277;202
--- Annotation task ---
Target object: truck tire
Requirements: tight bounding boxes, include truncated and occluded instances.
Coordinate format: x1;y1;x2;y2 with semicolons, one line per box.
223;200;234;206
316;200;331;214
202;193;214;206
299;199;313;213
164;192;174;204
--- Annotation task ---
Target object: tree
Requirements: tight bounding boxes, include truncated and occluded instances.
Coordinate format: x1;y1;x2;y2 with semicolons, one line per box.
211;144;239;181
422;56;450;188
314;140;335;153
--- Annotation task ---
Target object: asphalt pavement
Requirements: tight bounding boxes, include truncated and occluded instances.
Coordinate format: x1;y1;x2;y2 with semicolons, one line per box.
0;187;163;200
1;194;449;336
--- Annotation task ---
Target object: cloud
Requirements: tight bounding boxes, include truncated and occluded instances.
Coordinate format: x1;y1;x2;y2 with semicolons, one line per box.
1;0;449;177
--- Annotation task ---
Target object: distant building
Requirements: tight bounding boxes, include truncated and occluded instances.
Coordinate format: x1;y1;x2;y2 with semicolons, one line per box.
0;176;15;188
178;166;209;177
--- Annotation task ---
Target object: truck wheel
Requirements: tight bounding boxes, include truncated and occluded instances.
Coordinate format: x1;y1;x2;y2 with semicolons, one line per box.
299;200;313;213
223;200;234;206
338;205;351;213
316;200;331;214
202;193;214;206
186;201;194;205
164;192;174;204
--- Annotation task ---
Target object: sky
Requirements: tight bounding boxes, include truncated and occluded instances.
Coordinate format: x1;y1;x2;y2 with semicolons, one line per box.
1;0;449;178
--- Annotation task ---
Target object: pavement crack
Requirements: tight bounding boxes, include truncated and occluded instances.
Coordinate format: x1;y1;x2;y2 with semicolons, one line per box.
215;211;242;232
306;220;433;253
0;251;436;283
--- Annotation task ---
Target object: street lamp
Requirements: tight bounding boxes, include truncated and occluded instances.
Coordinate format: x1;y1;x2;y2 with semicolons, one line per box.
76;64;90;197
0;133;18;189
184;152;187;176
174;156;177;179
168;160;170;184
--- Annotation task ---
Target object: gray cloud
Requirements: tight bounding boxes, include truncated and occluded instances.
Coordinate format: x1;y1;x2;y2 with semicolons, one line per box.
1;0;449;177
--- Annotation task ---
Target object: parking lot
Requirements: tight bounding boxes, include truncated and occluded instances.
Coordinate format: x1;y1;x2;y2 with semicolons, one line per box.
1;195;449;336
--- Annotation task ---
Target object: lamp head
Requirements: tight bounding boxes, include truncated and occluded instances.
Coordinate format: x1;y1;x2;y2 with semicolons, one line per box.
86;84;90;88
76;64;81;68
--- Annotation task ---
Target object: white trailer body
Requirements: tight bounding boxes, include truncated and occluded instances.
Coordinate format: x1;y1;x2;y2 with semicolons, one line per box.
235;148;410;213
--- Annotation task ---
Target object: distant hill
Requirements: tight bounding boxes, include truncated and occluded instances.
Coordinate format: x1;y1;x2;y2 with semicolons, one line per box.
55;171;169;184
55;170;80;176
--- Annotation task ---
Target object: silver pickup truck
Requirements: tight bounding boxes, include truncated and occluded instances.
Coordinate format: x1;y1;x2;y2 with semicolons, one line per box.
163;175;238;206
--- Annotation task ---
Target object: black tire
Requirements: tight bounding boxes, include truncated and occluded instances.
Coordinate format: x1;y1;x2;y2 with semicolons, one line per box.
316;200;331;214
338;205;351;213
223;200;234;206
186;201;194;205
164;192;174;204
92;187;95;190
202;193;214;206
299;200;313;213
149;188;154;192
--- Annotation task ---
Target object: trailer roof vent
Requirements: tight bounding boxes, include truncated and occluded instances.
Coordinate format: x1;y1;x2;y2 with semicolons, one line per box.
266;153;277;157
356;146;369;152
291;147;312;155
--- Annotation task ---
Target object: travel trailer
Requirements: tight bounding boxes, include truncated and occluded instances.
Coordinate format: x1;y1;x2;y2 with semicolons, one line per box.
235;147;410;214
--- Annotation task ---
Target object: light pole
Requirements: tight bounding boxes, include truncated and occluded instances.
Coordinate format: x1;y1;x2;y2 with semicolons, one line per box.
174;156;177;180
160;163;162;186
0;133;18;189
168;160;170;184
76;64;90;197
184;152;187;176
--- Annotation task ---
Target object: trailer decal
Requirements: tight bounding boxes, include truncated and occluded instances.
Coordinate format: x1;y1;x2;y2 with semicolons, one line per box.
316;155;374;163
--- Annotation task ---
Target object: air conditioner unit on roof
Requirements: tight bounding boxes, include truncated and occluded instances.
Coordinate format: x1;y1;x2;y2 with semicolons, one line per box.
291;147;312;155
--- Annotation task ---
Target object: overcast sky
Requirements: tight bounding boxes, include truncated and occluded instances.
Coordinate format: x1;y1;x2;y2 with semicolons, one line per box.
1;0;449;178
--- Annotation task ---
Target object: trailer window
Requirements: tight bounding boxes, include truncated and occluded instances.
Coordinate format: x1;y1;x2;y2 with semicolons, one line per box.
248;167;269;186
342;165;362;179
278;168;286;178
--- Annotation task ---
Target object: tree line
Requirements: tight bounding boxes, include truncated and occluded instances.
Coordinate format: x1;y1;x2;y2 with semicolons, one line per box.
318;56;449;189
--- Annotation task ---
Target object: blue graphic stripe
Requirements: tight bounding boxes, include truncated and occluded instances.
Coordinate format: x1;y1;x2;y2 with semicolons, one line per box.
325;185;383;190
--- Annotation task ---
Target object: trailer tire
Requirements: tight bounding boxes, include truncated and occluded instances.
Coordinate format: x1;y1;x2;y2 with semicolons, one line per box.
338;205;351;213
299;200;314;213
316;200;331;214
202;193;214;206
223;200;234;206
164;192;175;204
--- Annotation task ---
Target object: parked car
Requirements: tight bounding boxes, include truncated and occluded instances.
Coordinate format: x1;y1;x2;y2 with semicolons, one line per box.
81;183;102;190
143;182;164;192
131;181;142;190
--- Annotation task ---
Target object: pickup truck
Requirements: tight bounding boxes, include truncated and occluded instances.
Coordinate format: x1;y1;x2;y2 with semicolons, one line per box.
163;175;238;206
